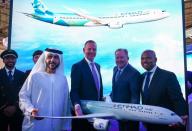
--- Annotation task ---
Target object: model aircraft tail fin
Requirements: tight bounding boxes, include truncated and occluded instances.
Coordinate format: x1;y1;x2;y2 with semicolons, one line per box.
32;0;53;15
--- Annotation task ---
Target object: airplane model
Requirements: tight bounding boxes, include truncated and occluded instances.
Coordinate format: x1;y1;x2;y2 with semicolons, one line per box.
35;100;183;130
21;0;170;29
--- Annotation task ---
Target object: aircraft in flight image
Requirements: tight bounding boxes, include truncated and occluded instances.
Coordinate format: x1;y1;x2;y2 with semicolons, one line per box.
34;100;183;130
21;0;170;29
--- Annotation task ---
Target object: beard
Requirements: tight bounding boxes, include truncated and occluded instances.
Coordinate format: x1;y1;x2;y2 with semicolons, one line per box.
46;62;59;72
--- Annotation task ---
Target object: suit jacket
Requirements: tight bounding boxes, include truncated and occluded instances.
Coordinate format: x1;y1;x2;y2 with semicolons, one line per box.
70;58;103;106
140;67;187;116
23;69;31;81
0;67;25;111
111;64;140;104
186;71;192;95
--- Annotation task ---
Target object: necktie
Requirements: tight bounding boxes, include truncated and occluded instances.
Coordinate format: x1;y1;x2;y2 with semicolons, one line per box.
115;70;121;82
143;72;152;101
8;70;13;81
90;63;100;95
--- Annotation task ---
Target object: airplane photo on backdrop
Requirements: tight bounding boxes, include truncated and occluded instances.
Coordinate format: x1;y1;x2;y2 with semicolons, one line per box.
21;0;170;29
34;100;183;130
11;0;186;103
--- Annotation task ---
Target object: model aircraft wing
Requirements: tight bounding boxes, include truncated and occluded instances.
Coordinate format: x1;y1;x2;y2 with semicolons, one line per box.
64;6;107;25
31;113;114;119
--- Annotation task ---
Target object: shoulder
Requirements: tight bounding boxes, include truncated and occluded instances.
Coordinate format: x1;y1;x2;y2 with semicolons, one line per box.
113;66;118;72
15;69;25;75
25;69;31;74
0;68;4;73
0;68;5;77
0;67;5;72
72;59;85;68
156;67;176;78
31;72;45;79
126;64;140;75
157;67;173;74
72;59;90;72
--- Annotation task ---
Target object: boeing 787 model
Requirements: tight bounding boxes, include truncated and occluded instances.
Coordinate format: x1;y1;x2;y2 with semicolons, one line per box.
21;0;170;29
34;100;183;130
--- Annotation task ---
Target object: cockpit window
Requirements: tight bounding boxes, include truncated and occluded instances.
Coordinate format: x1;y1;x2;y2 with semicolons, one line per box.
171;113;176;116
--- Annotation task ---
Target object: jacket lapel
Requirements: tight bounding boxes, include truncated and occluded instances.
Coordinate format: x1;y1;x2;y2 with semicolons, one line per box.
112;67;118;85
148;67;160;94
82;59;97;89
2;68;9;82
114;65;129;83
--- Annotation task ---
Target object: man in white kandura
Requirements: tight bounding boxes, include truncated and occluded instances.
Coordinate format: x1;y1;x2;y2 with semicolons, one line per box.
19;48;71;131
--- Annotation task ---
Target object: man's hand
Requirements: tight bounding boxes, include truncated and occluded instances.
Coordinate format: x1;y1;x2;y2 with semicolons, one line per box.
181;115;188;125
74;104;83;116
187;81;192;89
104;95;112;103
169;115;188;127
31;108;44;120
3;105;16;117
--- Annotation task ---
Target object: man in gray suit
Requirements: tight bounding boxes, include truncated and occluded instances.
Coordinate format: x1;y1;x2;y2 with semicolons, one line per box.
110;48;140;131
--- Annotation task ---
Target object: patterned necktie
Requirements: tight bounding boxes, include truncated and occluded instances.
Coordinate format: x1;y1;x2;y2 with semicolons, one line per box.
90;63;100;95
115;70;121;82
143;72;152;101
8;70;13;81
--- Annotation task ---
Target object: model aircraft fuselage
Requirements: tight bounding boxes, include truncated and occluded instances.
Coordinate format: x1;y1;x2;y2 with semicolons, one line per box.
33;100;182;130
81;100;182;125
22;0;170;29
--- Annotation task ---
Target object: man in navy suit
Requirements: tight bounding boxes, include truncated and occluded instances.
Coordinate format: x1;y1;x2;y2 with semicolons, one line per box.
0;49;25;131
70;40;103;131
110;48;140;131
140;49;188;131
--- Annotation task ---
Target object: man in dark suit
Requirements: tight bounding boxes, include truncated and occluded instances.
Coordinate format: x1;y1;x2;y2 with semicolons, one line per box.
110;48;140;131
0;49;25;131
70;40;103;131
140;49;188;131
24;50;43;79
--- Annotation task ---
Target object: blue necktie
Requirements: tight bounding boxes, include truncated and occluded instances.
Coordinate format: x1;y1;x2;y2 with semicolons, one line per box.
115;70;121;82
8;70;13;81
143;72;152;101
90;63;100;97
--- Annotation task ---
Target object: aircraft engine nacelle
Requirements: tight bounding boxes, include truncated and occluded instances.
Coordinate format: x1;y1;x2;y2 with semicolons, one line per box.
93;118;109;130
108;22;123;29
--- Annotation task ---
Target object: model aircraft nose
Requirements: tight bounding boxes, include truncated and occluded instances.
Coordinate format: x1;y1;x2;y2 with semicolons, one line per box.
169;112;183;124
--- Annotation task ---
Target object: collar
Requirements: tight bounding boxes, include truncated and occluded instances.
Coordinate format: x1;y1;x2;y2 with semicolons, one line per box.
85;57;94;65
117;64;128;72
5;67;15;74
147;65;157;73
